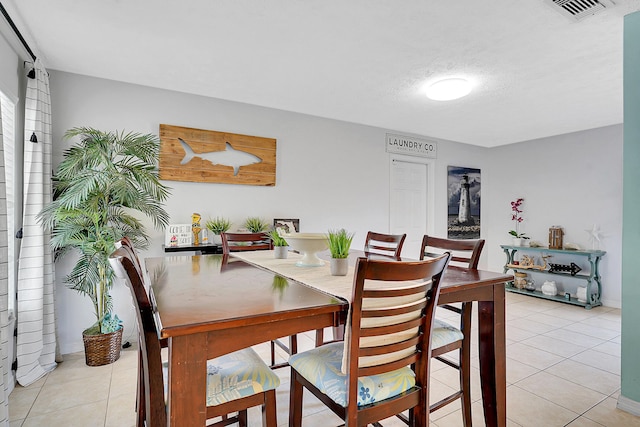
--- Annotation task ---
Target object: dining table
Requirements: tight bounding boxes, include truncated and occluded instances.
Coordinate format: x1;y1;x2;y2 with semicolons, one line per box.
144;250;512;427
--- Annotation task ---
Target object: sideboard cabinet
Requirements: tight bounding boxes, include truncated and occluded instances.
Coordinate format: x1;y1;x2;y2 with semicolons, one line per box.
500;245;605;309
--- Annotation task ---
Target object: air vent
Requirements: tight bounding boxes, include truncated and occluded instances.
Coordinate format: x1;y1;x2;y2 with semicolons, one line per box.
544;0;616;21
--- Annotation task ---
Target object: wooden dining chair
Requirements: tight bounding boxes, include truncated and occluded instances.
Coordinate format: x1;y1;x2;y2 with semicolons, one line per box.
364;231;407;258
221;232;273;253
221;231;292;368
109;242;280;427
419;235;485;426
288;253;450;427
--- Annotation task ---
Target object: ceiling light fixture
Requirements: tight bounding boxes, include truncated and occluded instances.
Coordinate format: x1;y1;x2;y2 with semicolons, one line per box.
426;78;472;101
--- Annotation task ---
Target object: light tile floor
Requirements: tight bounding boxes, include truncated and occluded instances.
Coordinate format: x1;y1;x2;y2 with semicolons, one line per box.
8;293;640;426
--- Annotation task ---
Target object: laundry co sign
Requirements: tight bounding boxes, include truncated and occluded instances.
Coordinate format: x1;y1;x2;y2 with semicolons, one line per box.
385;133;437;158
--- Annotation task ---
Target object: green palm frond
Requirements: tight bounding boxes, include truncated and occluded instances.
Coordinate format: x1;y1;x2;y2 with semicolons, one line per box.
37;127;171;333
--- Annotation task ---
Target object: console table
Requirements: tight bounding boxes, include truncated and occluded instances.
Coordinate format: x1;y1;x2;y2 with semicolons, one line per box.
500;245;605;309
163;243;223;254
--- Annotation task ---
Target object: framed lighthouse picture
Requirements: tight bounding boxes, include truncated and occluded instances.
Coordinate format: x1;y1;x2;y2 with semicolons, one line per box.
447;166;481;239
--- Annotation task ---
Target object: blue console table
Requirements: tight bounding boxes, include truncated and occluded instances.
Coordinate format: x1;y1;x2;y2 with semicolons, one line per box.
500;245;605;309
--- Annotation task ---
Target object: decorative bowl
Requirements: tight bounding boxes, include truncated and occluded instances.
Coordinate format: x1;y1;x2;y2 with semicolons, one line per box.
282;233;328;267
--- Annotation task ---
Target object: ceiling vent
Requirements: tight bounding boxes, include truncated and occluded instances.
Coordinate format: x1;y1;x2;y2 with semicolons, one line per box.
543;0;616;21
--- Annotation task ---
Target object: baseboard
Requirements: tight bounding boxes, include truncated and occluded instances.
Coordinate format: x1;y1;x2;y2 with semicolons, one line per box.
617;394;640;416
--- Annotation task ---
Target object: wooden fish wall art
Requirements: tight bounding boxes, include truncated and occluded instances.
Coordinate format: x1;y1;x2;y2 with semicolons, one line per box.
159;124;276;186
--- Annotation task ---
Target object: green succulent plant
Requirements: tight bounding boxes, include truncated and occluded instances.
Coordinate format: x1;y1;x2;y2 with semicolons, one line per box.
205;217;232;235
268;229;288;247
244;217;269;232
327;229;354;259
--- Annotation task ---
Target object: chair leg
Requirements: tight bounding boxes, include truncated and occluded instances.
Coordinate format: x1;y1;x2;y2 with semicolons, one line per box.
238;410;247;427
460;302;473;427
263;389;278;427
289;371;304;427
270;340;276;366
315;328;324;347
136;349;145;427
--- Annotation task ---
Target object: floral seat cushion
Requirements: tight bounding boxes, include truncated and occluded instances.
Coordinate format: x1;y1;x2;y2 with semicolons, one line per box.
163;347;280;406
431;318;464;349
289;342;415;407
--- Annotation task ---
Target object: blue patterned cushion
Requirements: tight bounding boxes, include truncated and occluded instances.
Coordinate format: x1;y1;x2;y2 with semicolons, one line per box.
289;342;415;407
163;348;280;406
431;319;464;349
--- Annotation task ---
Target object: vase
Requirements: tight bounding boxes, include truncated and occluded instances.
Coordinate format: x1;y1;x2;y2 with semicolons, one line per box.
274;246;288;259
512;237;522;246
541;280;558;296
577;286;587;303
330;258;349;276
514;272;527;289
211;234;222;245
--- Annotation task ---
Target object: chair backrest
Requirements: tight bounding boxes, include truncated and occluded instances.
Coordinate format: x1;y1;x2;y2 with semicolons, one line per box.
363;231;407;258
109;243;166;426
115;236;143;274
221;232;273;254
346;253;450;408
420;235;485;269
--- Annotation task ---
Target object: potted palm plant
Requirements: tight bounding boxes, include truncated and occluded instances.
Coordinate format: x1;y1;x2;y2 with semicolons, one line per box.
268;229;289;259
37;127;170;366
327;229;354;276
205;216;232;244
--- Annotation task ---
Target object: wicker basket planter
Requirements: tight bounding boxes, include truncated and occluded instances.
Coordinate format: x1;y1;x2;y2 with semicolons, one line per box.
82;327;123;366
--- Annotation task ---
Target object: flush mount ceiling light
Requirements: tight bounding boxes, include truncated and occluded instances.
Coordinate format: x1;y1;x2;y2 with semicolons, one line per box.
426;78;472;101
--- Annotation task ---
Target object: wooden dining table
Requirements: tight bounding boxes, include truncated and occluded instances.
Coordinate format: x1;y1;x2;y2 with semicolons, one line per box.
144;251;512;427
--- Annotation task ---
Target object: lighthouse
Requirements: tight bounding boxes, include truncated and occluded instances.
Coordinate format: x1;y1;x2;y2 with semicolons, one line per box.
458;174;472;224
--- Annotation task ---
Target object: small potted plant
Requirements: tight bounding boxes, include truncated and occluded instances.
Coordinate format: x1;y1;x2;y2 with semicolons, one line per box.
327;228;354;276
268;229;289;259
205;216;232;244
509;198;530;246
244;217;270;233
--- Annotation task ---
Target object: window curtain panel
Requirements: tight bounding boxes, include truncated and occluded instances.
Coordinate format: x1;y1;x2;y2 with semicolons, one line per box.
16;59;57;386
0;95;10;427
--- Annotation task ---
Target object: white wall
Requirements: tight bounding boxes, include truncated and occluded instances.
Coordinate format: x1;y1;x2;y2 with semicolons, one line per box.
485;125;623;307
50;71;491;353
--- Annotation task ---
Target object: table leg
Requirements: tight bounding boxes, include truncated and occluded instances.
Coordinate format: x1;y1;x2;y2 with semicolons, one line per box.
477;284;506;427
167;333;209;426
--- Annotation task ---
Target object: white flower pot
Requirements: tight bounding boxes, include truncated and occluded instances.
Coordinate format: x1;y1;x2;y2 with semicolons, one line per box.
211;234;222;245
274;246;288;259
330;258;349;276
512;237;522;246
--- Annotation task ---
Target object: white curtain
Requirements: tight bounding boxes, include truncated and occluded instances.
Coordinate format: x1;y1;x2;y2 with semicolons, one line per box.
0;92;10;427
16;59;57;386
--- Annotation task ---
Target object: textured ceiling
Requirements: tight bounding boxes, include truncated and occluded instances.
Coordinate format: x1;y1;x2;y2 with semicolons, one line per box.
4;0;640;147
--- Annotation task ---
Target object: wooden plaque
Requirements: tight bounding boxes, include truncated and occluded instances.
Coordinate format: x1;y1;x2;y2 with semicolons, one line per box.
159;124;276;186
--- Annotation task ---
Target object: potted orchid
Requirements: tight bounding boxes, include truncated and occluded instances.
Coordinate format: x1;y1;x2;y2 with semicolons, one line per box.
509;198;530;246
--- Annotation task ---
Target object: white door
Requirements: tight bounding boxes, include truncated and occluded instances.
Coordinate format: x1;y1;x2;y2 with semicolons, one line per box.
389;159;429;258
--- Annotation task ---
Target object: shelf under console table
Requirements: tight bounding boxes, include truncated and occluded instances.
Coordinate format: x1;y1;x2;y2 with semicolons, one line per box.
500;245;606;309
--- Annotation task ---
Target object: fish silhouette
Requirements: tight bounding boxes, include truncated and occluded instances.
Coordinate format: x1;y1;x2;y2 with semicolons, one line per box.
178;138;262;176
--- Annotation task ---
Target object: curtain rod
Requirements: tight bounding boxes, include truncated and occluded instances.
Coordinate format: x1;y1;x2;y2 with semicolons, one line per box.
0;2;36;61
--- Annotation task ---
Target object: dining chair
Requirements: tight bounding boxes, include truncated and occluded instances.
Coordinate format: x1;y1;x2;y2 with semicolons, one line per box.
221;232;273;253
364;231;407;258
109;242;280;427
221;231;292;368
315;231;407;349
419;235;485;426
288;253;450;427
